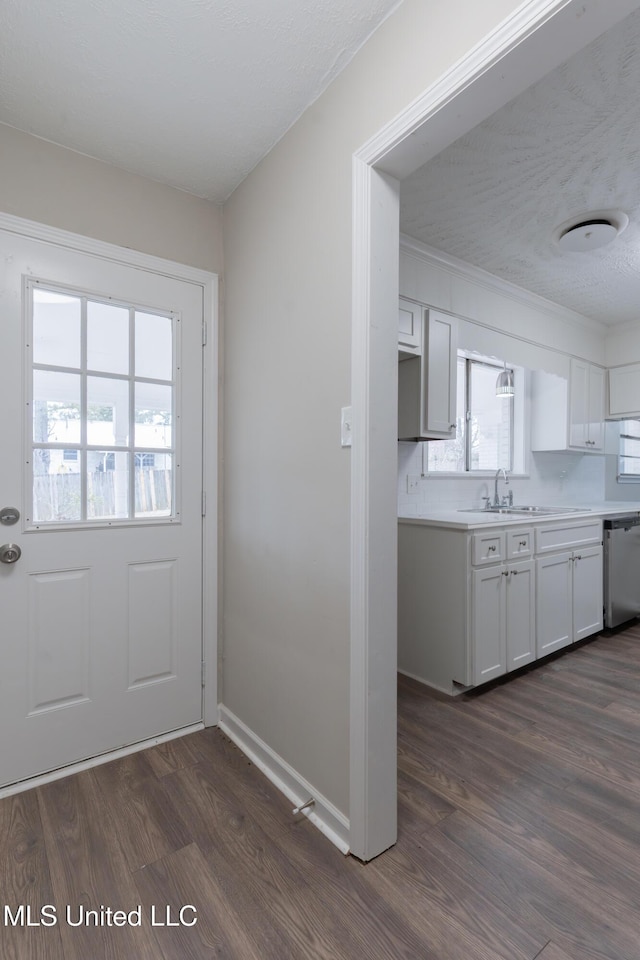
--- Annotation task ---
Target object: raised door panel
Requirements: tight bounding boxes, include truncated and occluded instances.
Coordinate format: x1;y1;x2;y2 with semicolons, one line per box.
423;310;457;438
587;366;605;451
398;298;422;354
569;358;589;449
471;566;506;685
608;363;640;418
536;552;573;657
572;544;603;642
505;560;535;671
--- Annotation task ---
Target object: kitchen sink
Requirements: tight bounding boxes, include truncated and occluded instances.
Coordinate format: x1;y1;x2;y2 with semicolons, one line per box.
459;505;591;516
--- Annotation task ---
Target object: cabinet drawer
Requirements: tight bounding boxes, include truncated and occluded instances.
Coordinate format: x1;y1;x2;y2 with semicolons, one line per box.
506;528;533;560
535;519;602;554
472;532;504;565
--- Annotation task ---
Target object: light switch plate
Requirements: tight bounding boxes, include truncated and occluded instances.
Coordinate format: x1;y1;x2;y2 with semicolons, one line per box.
341;406;352;447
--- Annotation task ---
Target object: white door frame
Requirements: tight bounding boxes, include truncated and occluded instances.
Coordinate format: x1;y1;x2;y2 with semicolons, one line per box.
349;0;640;861
0;211;219;728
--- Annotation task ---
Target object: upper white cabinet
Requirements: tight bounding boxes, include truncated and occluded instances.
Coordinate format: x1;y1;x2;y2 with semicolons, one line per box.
398;298;422;357
398;306;458;441
569;360;605;450
531;359;605;453
608;363;640;418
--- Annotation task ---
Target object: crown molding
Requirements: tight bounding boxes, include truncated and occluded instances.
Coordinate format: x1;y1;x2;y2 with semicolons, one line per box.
400;233;606;336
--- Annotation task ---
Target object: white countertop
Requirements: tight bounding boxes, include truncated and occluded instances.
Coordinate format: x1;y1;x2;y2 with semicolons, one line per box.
398;501;640;531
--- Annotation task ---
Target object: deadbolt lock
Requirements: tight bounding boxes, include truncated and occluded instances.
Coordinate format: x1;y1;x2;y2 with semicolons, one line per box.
0;507;20;526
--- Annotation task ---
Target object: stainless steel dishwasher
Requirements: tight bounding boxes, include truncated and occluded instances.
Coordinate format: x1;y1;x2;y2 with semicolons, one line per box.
604;514;640;629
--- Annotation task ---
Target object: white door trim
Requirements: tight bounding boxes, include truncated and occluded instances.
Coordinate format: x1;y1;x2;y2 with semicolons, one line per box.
349;0;640;861
0;211;219;729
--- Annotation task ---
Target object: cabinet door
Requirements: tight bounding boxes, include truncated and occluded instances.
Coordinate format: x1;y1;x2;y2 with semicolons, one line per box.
398;299;422;354
572;544;603;641
471;567;506;685
505;560;535;671
423;309;457;438
608;363;640;418
586;365;605;451
536;551;573;656
569;358;589;449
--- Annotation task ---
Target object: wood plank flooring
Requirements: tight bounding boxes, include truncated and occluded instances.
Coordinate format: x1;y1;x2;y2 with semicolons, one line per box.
3;625;640;958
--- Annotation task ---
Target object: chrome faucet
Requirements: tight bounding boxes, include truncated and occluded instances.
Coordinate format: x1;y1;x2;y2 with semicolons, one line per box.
494;468;509;506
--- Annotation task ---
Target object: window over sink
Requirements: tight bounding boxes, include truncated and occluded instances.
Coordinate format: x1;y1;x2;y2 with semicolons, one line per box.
618;419;640;481
426;355;520;473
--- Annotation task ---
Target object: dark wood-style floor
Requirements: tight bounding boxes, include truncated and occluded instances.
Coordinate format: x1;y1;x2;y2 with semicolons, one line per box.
3;626;640;959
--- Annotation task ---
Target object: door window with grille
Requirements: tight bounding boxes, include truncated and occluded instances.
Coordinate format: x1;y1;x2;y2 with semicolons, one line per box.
27;280;178;526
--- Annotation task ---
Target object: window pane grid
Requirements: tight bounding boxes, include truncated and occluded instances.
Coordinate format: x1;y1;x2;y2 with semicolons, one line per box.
618;419;640;480
28;281;176;525
426;357;513;474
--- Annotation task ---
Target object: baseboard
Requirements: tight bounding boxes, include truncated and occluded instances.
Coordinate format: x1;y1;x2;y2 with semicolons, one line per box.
397;668;461;697
0;723;205;800
217;704;350;855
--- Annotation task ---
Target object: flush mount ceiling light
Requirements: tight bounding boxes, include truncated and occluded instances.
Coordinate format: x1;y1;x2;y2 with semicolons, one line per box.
554;209;629;253
496;363;514;398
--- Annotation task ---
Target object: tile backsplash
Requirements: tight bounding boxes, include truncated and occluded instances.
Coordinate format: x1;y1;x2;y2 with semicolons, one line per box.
398;442;606;515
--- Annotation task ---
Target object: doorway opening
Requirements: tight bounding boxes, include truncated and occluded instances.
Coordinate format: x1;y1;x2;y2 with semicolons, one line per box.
349;0;640;861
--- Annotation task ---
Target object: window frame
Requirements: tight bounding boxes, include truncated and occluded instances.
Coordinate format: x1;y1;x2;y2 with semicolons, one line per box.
425;354;515;475
618;419;640;482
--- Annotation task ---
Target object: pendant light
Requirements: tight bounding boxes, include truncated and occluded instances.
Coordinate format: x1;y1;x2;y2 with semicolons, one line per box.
496;362;514;398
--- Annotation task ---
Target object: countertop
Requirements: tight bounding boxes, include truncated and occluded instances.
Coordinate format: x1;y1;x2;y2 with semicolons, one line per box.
398;501;640;531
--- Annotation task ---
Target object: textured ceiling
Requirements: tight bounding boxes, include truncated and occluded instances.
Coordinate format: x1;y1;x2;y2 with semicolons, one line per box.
0;0;401;202
400;8;640;327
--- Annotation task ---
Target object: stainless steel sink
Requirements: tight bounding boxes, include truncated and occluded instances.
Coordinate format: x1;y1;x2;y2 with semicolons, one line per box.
459;505;591;516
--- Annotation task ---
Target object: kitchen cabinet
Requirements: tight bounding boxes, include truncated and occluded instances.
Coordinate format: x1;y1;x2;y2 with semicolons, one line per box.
569;359;605;450
572;544;604;640
535;518;602;655
398;307;457;440
472;556;535;685
398;297;422;357
536;544;603;655
397;522;534;694
398;515;602;695
608;363;640;418
531;359;605;453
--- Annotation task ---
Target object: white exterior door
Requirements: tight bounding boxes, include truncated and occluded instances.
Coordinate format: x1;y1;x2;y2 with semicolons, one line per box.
0;227;205;788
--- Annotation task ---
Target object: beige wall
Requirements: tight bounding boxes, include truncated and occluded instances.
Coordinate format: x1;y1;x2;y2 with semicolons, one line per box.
0;123;223;273
222;0;522;815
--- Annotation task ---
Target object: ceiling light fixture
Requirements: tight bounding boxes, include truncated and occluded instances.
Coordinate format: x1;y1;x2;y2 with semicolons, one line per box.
554;209;629;253
496;363;514;398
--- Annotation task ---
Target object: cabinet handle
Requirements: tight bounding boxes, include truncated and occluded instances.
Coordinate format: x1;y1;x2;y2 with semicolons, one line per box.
450;424;456;430
519;540;527;547
488;545;496;552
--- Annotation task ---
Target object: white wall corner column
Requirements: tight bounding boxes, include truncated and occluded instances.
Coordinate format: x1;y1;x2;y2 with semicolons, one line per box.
350;159;399;861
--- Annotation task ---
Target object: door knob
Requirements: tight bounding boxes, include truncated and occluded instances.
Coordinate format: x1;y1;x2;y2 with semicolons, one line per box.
0;543;21;564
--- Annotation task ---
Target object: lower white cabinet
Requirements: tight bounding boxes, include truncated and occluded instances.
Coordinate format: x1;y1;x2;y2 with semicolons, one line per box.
397;516;603;695
472;559;535;685
536;550;572;656
536;544;603;656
